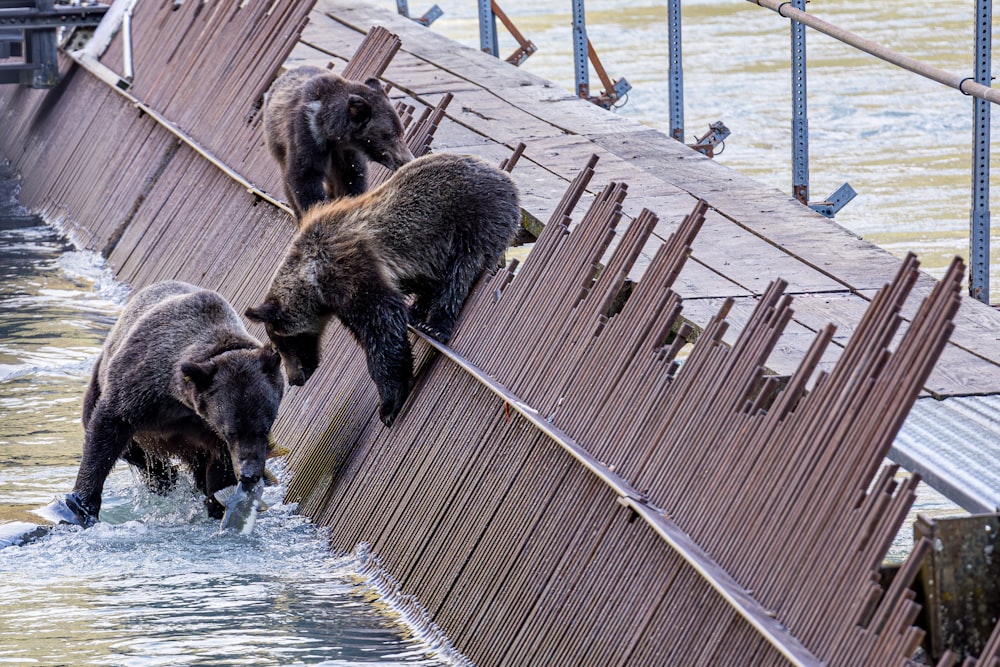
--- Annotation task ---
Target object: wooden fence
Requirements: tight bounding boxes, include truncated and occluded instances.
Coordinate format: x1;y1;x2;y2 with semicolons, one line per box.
0;2;994;664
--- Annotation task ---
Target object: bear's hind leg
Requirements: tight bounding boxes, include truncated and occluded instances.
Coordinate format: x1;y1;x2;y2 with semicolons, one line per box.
419;256;491;343
122;441;178;495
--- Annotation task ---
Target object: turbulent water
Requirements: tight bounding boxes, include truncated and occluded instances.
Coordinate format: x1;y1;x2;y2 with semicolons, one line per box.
1;1;992;660
0;168;454;666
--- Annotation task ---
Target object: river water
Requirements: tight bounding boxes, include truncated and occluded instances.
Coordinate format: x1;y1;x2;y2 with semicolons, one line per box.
419;0;1000;299
0;167;455;666
1;2;987;662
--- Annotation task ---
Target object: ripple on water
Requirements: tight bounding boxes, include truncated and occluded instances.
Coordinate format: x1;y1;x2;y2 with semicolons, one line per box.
0;220;455;666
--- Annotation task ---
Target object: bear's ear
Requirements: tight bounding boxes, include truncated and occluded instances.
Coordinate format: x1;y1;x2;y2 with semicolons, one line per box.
363;77;383;93
259;346;282;375
246;301;279;324
181;360;216;391
347;94;371;124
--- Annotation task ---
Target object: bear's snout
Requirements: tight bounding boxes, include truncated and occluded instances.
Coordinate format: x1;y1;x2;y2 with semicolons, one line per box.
286;367;308;386
237;455;265;488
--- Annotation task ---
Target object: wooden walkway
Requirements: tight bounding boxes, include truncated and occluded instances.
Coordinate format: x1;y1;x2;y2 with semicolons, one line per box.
303;0;1000;399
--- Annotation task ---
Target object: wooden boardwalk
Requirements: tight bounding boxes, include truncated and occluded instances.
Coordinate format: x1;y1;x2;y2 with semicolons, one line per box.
304;0;1000;399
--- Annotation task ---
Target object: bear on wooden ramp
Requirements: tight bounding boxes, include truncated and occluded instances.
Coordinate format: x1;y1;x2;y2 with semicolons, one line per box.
263;65;414;217
246;152;521;427
60;281;284;527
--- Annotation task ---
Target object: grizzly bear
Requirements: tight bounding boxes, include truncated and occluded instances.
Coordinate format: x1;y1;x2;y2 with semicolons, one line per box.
246;152;521;426
60;281;284;527
263;65;414;217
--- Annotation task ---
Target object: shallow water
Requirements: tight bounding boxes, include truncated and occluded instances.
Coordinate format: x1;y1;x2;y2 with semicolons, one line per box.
0;171;454;666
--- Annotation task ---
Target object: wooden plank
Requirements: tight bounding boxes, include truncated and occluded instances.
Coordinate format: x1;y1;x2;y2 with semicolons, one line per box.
292;0;1000;397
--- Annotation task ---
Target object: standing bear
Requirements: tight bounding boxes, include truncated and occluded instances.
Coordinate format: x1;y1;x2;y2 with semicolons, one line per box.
263;65;414;217
60;281;285;527
246;152;521;427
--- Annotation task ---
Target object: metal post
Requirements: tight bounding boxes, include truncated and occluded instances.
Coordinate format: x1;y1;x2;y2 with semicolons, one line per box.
970;0;991;304
478;0;498;57
572;0;589;100
790;0;808;205
668;0;684;141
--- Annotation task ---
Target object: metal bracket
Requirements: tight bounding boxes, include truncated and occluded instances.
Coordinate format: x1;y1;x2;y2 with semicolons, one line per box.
478;0;536;66
584;38;630;109
807;182;856;218
687;121;731;158
395;0;442;27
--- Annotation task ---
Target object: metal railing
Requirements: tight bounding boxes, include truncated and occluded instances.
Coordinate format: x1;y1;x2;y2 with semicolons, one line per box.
736;0;993;304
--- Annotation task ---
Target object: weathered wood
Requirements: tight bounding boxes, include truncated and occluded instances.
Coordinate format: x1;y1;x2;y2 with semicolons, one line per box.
308;0;1000;399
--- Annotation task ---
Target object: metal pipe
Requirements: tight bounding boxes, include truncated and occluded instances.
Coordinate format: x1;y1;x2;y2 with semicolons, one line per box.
970;0;992;303
668;0;683;141
477;0;497;57
409;326;824;667
121;0;134;82
572;0;588;99
750;0;1000;105
790;0;808;205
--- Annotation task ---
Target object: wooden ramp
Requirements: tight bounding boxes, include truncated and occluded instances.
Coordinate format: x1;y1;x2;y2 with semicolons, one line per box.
0;0;998;664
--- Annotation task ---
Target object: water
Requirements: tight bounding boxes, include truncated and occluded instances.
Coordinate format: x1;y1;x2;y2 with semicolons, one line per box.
0;167;455;666
407;0;1000;298
1;4;989;659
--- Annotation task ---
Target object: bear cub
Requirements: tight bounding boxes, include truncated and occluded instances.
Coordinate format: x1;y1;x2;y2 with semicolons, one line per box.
246;152;521;427
62;281;284;526
263;65;414;217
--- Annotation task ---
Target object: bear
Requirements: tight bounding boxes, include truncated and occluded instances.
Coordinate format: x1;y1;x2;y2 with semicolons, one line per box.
60;281;285;527
245;152;521;427
263;65;414;218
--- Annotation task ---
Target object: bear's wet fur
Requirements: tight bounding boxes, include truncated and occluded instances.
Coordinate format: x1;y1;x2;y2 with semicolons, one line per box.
246;152;521;427
263;65;414;218
65;281;284;526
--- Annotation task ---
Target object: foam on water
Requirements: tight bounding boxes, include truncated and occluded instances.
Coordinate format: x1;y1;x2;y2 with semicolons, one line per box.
0;216;457;666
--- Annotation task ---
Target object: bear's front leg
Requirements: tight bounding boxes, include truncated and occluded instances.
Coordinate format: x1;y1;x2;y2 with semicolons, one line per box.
345;291;413;427
285;162;326;218
69;404;133;526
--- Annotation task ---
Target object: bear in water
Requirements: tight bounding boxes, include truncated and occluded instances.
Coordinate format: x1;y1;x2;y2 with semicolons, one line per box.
62;281;284;526
246;152;521;427
263;65;414;218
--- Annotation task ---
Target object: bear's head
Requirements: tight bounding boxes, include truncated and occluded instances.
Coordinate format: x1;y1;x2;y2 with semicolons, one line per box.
179;346;284;488
245;300;323;388
305;75;414;172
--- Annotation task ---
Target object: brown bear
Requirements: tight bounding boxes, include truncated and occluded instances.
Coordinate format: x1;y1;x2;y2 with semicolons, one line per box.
58;281;284;527
263;65;414;218
246;152;521;426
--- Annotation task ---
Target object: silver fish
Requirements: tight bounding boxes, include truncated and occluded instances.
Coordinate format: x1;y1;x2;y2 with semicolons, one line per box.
215;480;264;534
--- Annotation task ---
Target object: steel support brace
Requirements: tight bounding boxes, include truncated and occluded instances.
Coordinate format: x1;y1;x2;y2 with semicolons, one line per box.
790;0;808;205
687;121;731;158
668;0;684;141
395;0;442;27
970;0;991;304
572;0;589;100
808;182;857;218
478;0;497;57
